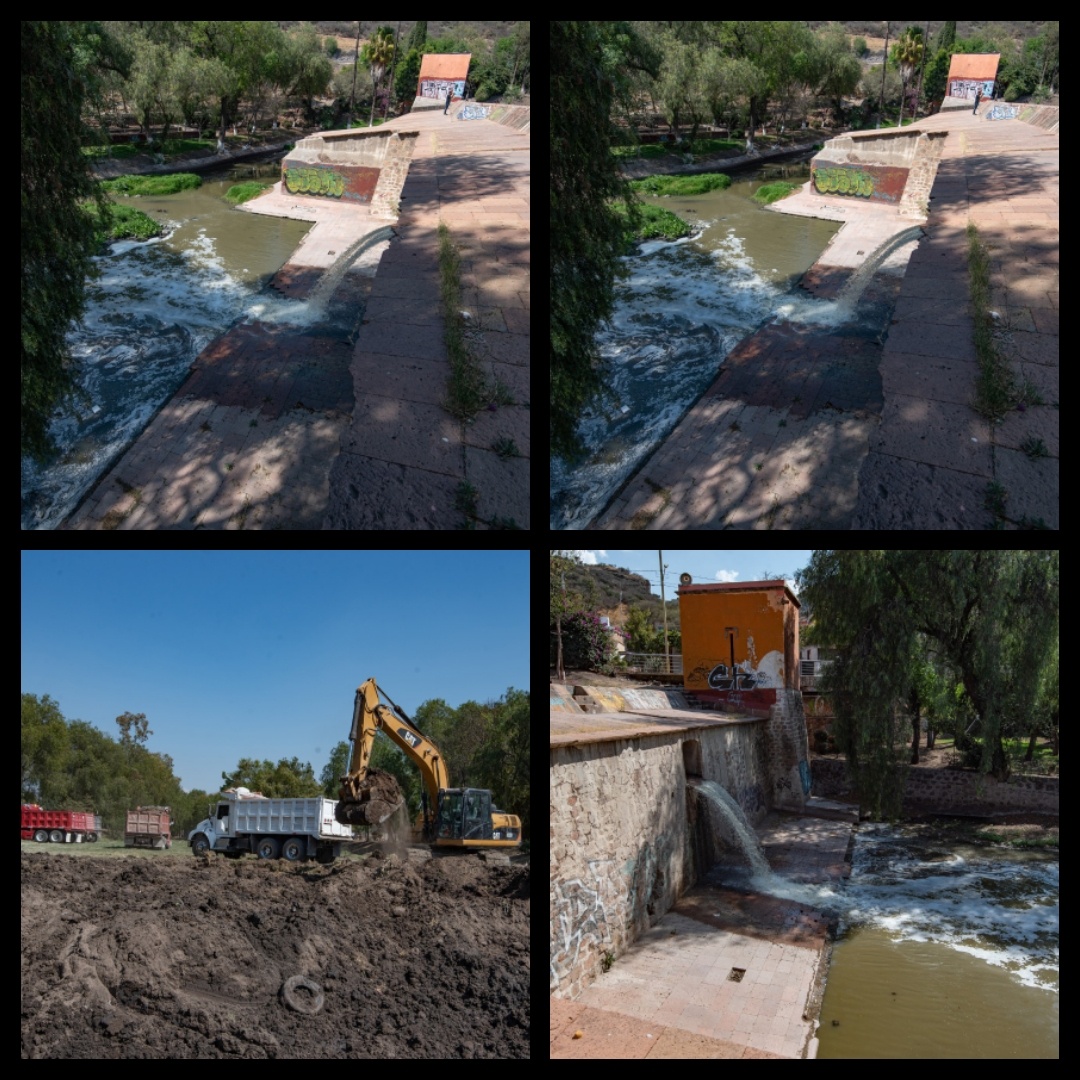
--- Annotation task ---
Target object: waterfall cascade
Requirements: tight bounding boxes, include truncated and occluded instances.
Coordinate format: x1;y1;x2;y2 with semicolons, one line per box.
691;779;772;880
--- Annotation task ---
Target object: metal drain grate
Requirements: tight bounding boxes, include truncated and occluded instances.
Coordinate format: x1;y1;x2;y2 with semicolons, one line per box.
728;967;746;982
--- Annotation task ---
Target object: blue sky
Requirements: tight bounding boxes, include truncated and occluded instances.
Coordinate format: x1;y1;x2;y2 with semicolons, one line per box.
563;550;813;598
21;551;529;793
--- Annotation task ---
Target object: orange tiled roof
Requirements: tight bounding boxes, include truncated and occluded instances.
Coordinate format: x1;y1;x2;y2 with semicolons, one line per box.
418;54;471;81
947;53;1000;80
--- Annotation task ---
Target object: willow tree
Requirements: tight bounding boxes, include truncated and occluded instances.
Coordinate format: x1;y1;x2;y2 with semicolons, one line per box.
550;21;658;460
799;551;1059;819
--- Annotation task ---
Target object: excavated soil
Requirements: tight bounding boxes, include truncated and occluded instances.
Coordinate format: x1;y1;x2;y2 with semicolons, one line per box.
21;849;530;1059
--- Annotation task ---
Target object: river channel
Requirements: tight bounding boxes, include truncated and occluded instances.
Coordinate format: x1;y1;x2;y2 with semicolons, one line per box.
21;162;311;531
817;823;1058;1058
550;162;840;531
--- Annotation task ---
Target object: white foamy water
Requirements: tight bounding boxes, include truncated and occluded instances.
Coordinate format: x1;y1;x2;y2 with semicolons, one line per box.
550;232;782;530
839;824;1058;993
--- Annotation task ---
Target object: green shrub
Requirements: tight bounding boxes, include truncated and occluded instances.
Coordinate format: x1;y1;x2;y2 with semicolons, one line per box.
224;181;273;205
610;200;691;248
629;172;731;196
753;181;798;204
88;202;163;244
100;173;202;196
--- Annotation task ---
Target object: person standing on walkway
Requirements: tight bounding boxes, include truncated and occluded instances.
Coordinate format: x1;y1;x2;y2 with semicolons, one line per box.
444;89;452;115
973;86;982;115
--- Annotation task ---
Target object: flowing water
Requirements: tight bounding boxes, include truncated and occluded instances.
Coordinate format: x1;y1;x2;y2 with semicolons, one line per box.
691;796;1058;1057
550;166;841;530
816;823;1058;1058
21;166;315;530
692;779;772;879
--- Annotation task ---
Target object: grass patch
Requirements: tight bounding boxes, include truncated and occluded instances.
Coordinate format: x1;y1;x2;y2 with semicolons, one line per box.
630;172;732;196
224;181;273;205
611;143;670;159
101;173;202;197
753;181;798;204
438;222;489;420
685;138;742;155
968;223;1016;421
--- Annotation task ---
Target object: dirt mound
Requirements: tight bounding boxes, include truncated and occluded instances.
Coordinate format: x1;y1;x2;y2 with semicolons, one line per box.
336;767;406;827
21;849;529;1058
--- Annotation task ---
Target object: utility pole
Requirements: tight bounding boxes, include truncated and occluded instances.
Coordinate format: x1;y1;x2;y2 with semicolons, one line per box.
659;551;670;674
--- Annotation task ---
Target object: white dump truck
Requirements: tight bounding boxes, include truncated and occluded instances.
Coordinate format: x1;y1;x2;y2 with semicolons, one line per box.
188;789;352;863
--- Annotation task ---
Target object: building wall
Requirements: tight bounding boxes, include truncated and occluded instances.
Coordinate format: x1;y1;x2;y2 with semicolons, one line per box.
679;585;799;713
419;78;466;102
549;720;767;998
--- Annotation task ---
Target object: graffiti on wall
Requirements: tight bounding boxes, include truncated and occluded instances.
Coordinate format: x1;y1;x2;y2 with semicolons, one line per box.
459;105;490;120
283;166;345;198
950;79;995;99
420;79;465;101
987;105;1019;120
550;860;616;991
813;166;875;197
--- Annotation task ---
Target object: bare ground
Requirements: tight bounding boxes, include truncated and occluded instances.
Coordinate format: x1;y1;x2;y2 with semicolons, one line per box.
21;848;529;1059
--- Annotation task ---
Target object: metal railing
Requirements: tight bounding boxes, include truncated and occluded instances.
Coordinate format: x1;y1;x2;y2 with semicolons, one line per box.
621;652;683;674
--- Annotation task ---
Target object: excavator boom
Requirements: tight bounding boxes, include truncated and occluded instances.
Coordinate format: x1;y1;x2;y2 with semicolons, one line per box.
336;678;449;830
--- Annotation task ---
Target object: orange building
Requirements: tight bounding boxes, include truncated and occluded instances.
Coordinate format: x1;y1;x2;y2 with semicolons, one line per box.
677;580;800;714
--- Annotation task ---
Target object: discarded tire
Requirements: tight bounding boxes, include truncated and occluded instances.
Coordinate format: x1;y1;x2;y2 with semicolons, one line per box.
281;975;324;1015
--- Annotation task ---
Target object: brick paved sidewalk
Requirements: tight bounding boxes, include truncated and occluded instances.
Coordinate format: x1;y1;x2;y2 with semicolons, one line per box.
551;813;853;1059
323;107;530;529
853;110;1058;529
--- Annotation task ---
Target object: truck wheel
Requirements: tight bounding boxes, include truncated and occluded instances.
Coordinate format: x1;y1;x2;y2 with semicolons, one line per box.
49;830;64;843
256;837;281;860
281;838;305;862
190;834;212;856
33;829;49;843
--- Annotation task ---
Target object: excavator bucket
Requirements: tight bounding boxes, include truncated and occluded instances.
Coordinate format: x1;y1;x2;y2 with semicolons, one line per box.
335;768;405;827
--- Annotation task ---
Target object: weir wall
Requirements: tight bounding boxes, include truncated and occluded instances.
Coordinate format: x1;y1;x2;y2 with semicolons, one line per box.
550;688;810;998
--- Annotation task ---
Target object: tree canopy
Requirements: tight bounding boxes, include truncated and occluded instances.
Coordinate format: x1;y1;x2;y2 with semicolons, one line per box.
799;550;1058;818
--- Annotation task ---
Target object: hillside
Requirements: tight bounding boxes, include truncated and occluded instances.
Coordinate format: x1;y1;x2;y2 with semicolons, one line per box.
561;561;680;628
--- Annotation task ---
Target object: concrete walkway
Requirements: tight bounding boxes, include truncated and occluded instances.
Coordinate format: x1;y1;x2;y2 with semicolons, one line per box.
590;107;1057;530
853;107;1058;529
551;812;853;1059
322;106;530;529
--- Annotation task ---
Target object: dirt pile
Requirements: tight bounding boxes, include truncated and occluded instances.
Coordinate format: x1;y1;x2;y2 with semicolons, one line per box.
21;849;529;1059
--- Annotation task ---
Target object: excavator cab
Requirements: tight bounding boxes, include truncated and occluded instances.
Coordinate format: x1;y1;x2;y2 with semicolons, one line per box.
436;788;493;842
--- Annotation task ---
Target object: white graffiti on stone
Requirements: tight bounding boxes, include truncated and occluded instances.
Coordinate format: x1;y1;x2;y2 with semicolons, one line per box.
550;860;616;990
459;105;490;120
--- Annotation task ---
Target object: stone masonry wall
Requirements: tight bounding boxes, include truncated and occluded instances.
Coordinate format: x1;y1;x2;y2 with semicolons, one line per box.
766;689;811;812
811;757;1059;815
899;132;947;217
550;720;767;999
371;132;419;218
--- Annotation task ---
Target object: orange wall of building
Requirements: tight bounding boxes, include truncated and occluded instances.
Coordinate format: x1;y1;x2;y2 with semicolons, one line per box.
678;586;799;711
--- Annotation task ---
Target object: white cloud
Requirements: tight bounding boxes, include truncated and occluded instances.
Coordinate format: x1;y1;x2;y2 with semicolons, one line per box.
714;569;739;582
573;550;606;565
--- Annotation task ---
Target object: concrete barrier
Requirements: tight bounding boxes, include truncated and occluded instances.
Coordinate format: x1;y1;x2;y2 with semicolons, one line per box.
810;127;946;217
280;128;418;217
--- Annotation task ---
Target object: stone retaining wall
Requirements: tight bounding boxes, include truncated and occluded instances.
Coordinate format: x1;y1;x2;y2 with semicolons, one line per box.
550;719;767;998
811;756;1059;815
280;128;418;217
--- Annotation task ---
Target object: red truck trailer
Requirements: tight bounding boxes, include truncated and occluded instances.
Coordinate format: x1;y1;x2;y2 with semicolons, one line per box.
21;804;99;843
124;806;172;849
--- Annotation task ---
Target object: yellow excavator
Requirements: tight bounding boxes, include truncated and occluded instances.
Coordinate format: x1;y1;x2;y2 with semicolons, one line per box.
336;677;521;849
